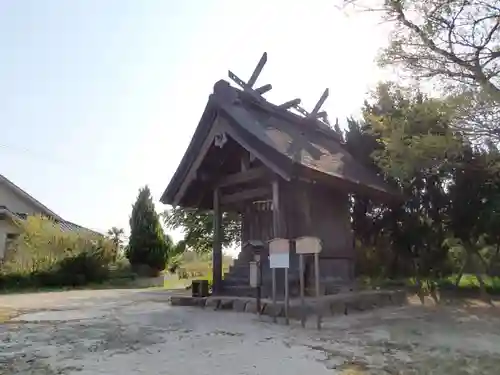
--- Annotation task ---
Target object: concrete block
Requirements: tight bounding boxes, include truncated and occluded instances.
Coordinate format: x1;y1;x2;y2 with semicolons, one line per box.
206;298;220;310
170;296;205;307
245;301;258;313
262;302;283;317
233;299;248;312
345;299;362;314
219;299;234;310
390;290;407;306
287;304;307;320
330;301;346;315
315;301;332;317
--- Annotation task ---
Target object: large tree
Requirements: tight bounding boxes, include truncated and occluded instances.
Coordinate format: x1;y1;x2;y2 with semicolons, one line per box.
360;82;458;280
344;0;500;142
163;207;241;254
127;186;168;273
107;227;124;249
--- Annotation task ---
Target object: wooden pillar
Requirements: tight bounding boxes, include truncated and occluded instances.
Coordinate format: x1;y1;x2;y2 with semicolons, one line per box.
272;180;281;236
212;187;223;295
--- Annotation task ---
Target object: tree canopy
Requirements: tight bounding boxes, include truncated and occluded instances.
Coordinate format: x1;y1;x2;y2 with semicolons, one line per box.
163;207;241;253
127;186;168;273
344;0;500;142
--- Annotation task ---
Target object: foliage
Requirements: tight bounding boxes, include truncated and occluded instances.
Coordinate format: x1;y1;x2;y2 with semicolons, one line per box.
344;0;500;142
0;215;116;289
163;207;241;253
348;82;500;285
106;226;125;256
173;251;232;279
127;186;168;273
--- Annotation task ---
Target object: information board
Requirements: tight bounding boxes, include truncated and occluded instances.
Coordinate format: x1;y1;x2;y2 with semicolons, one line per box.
269;238;290;268
295;236;322;254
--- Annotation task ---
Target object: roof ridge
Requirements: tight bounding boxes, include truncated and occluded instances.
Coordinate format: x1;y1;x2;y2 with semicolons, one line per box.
220;81;342;142
0;174;64;220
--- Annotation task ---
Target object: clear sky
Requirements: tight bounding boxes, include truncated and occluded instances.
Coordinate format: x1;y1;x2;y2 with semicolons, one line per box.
0;0;388;239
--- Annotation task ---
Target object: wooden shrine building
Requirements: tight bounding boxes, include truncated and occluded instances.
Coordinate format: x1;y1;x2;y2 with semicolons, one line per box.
160;54;398;297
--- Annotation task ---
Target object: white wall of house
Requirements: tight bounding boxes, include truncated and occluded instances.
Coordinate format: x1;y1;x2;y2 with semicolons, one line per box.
0;180;38;259
0;219;19;260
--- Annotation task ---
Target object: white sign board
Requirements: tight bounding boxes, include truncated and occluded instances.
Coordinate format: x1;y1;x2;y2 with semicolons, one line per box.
269;253;289;269
295;236;322;254
269;238;289;268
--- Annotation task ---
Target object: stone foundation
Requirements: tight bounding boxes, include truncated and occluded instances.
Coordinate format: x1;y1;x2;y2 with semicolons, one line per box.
169;289;407;320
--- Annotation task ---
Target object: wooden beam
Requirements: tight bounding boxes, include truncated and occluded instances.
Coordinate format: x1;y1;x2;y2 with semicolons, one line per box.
221;187;270;205
228;71;264;104
255;84;272;95
247;52;267;87
212;187;223;295
172;121;220;206
279;98;301;109
272;180;281;237
221;124;291;181
218;167;268;188
310;88;329;117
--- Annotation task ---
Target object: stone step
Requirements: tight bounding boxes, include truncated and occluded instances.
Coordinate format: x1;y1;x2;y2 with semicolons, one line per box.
223;276;249;286
221;285;259;298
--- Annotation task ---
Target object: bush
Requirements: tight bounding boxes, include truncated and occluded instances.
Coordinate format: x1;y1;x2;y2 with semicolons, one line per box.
0;215;116;290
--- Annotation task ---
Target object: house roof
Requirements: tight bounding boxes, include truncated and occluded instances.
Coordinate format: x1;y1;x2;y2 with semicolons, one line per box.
0;174;64;220
161;80;400;206
0;174;102;236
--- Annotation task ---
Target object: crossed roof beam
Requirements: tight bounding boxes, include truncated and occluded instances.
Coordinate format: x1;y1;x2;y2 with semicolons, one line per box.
227;52;331;126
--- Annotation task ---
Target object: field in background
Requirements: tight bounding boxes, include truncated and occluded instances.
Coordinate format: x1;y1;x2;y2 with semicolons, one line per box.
163;251;233;290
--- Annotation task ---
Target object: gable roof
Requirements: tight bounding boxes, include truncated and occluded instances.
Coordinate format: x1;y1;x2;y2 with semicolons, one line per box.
0;174;102;236
0;174;63;221
161;80;400;206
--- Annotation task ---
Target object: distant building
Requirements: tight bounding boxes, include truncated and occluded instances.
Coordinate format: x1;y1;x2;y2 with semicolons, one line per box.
0;174;100;259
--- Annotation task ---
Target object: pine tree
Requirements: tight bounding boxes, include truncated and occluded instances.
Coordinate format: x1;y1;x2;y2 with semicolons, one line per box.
127;186;167;274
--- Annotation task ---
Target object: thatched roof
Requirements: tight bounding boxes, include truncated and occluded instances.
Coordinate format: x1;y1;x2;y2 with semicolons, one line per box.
161;80;399;207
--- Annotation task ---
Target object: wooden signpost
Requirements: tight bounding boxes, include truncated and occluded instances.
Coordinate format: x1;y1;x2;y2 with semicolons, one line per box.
295;236;322;329
268;238;290;324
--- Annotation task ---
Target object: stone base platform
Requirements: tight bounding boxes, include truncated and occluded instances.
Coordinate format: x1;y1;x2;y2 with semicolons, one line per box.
169;289;407;320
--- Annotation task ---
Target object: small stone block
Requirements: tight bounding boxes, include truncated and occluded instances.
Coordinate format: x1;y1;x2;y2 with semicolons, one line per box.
330;301;346;315
219;300;234;310
358;297;375;311
344;300;358;314
169;296;183;306
364;295;379;308
316;302;332;317
233;299;248;312
287;304;305;320
380;292;393;306
262;303;283;317
206;298;220;310
245;301;258;313
391;290;407;306
374;293;388;307
170;296;202;307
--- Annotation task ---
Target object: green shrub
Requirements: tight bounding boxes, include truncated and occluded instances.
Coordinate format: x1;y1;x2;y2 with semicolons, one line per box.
0;215;116;290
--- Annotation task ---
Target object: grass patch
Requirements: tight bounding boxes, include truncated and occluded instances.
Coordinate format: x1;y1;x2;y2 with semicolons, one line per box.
358;274;500;295
0;308;16;323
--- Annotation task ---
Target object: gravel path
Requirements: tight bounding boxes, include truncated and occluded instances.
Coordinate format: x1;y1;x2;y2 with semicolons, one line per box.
1;289;500;374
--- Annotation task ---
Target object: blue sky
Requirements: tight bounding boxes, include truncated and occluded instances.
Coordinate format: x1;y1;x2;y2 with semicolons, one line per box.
0;0;388;239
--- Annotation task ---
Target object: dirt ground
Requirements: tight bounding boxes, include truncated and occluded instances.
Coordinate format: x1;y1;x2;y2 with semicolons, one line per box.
0;289;499;374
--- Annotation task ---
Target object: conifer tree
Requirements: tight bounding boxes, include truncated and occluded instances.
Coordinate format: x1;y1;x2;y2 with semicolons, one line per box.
127;186;167;274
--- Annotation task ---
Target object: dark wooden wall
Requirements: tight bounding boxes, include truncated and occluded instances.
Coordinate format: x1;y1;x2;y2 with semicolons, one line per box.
237;178;354;295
